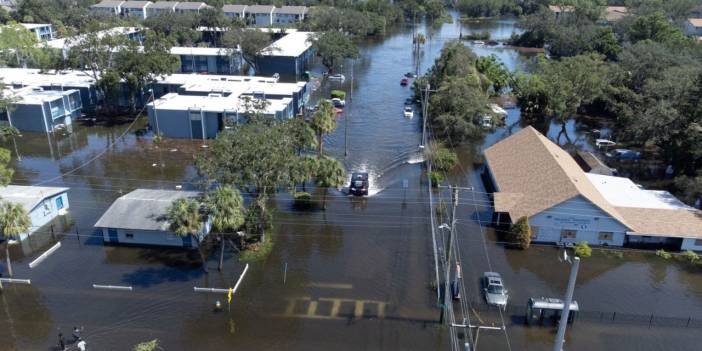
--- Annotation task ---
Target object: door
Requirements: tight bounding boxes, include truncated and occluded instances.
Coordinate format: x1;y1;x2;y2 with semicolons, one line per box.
182;234;192;248
107;228;119;243
189;110;203;139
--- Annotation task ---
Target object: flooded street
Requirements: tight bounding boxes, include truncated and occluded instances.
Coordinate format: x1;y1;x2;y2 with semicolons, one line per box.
1;15;702;351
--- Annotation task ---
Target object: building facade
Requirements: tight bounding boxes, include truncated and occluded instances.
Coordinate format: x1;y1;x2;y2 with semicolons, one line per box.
1;87;82;133
171;47;242;75
90;0;125;15
20;23;54;41
121;1;152;19
145;1;178;17
245;5;275;26
256;31;315;78
273;6;308;25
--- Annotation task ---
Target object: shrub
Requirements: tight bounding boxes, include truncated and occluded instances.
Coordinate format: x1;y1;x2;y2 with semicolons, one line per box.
330;90;346;99
293;191;312;209
429;146;458;172
574;241;592;258
656;249;672;260
507;216;531;249
429;171;444;187
681;250;700;264
240;232;273;262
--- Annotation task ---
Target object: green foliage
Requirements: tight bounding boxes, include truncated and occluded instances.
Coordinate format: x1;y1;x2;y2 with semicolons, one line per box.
166;198;203;238
314;156;346;209
507;216;531;250
0;22;44;68
475;55;511;94
133;339;160;351
429;171;444;188
239;231;273;262
0;148;14;187
426;142;458;172
222;28;271;72
205;187;245;233
144;12;202;46
656;249;672;259
626;12;688;45
681;250;700;264
312;31;359;73
0;201;30;239
310;100;337;157
462;31;490;40
292;191;313;208
574;241;592;258
457;0;525;18
330;90;346;99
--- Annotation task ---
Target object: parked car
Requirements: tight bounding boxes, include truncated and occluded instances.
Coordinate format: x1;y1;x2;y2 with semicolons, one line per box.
483;272;508;308
404;97;415;105
331;98;345;108
404;72;417;78
606;148;641;160
329;74;346;81
349;172;369;196
404;106;413;118
400;78;409;86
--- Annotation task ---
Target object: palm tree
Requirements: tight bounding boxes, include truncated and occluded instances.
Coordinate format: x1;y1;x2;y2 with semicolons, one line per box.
166;198;208;272
310;100;337;158
0;202;30;278
204;187;245;271
314;157;346;209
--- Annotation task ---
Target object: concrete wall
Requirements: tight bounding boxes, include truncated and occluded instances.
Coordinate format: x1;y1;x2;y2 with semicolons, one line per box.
681;238;702;251
19;192;69;241
8;103;49;132
148;108;221;139
100;227;200;248
529;196;628;246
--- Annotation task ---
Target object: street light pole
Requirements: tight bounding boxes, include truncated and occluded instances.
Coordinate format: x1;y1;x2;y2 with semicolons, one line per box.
421;83;430;148
553;255;580;351
345;60;353;158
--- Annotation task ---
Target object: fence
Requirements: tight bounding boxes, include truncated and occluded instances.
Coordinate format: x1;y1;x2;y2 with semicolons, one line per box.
463;300;702;329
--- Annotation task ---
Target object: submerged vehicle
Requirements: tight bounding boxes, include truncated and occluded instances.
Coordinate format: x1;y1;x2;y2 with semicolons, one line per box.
404;106;414;118
349;172;369;196
400;78;409;86
328;74;346;81
482;272;508;308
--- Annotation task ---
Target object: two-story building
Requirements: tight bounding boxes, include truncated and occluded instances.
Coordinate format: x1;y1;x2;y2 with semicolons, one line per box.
174;1;211;15
245;5;275;26
20;23;54;41
256;31;315;79
273;6;308;25
170;47;242;75
121;1;152;19
1;87;82;133
89;0;125;16
146;1;178;17
223;4;247;20
485;126;702;251
685;18;702;39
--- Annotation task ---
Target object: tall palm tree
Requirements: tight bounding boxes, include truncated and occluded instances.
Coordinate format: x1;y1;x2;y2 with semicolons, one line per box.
166;198;208;272
0;201;30;278
310;100;337;158
204;187;245;271
315;157;346;209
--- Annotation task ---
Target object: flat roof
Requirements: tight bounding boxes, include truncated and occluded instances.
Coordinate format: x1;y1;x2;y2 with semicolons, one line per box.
46;26;142;50
170;46;235;56
586;174;691;210
12;88;78;104
0;68;96;87
20;23;51;30
152;93;290;115
94;189;201;231
0;185;68;212
260;31;314;57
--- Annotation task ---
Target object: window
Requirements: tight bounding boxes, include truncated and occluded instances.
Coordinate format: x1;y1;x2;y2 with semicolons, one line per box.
598;232;614;241
560;229;577;239
530;226;539;240
694;239;702;246
125;233;134;239
55;196;64;210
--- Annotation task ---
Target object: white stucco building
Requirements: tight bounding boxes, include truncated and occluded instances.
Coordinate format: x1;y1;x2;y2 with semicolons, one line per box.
485;126;702;251
0;185;69;241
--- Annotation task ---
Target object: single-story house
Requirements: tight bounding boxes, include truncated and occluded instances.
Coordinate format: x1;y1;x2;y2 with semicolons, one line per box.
146;1;179;17
94;189;210;248
484;126;702;251
256;31;315;79
273;6;309;25
0;185;69;241
223;4;247;19
90;0;125;16
685;18;702;37
245;5;275;26
0;87;82;133
174;1;211;14
121;1;152;19
19;23;54;41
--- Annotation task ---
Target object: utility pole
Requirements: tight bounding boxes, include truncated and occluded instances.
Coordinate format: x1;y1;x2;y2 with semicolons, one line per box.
553;255;580;351
440;186;459;323
421;83;430;148
345;60;353;158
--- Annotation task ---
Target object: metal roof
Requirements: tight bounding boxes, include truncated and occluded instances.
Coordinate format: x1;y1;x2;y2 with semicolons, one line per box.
0;185;68;212
94;189;201;231
90;0;125;8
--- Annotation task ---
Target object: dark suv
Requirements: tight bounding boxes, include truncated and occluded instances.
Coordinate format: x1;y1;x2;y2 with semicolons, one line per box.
349;172;369;196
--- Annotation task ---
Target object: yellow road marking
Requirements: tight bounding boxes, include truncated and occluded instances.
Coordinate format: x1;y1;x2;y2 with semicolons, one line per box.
307;301;318;316
354;301;364;318
329;299;342;318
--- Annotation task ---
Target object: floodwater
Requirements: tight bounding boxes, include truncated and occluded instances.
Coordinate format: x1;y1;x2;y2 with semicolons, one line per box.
1;14;701;351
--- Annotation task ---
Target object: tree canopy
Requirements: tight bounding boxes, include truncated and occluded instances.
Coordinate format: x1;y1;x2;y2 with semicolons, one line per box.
312;31;359;73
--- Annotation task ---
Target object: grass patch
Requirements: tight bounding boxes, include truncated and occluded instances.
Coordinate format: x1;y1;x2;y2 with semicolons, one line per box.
239;231;274;262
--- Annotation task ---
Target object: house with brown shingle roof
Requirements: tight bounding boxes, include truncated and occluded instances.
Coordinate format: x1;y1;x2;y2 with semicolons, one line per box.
484;126;702;251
